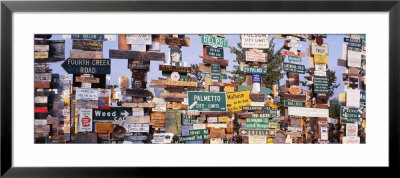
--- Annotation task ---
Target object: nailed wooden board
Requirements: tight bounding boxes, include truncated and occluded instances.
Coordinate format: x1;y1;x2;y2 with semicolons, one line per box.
283;93;306;101
201;56;229;66
109;50;165;61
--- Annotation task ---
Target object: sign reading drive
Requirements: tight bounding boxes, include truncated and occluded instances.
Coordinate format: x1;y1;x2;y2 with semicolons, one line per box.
188;92;227;112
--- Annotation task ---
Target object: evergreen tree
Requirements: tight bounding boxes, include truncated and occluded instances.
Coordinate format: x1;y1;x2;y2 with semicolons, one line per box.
228;37;285;88
187;64;203;91
329;98;342;119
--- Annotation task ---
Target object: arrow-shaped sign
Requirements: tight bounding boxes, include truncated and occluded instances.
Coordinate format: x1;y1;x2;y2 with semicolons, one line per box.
120;110;130;117
61;58;111;74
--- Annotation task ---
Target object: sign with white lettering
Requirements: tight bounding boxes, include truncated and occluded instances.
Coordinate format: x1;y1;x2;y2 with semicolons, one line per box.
187;92;227;112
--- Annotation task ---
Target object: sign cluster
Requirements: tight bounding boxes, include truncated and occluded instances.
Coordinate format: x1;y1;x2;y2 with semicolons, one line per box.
34;34;366;144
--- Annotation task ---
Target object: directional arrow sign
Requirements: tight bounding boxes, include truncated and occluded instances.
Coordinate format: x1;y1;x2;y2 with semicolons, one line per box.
61;58;111;74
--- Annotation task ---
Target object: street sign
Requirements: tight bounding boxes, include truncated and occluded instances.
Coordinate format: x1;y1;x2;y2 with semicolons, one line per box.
283;63;305;74
239;129;268;136
288;56;302;62
128;60;150;70
205;46;224;58
211;64;221;73
240;34;269;49
246;122;269;130
242;66;267;74
252;73;261;83
340;106;361;123
360;91;366;103
284;100;306;107
201;35;228;48
92;107;133;122
314;76;329;94
61;58;111;74
187;92;227;112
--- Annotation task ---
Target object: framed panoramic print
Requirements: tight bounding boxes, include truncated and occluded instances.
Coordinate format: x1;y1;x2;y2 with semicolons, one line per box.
1;0;399;177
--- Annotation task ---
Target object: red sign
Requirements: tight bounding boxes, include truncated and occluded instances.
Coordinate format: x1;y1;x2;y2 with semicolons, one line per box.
281;50;305;57
34;107;48;113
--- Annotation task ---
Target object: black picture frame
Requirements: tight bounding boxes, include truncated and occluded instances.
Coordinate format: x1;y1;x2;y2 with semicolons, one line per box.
1;0;399;177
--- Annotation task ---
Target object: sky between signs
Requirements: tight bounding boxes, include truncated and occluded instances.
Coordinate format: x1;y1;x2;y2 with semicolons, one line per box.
48;34;347;99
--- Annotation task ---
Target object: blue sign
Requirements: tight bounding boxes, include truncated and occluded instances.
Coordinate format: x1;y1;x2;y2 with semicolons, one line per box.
252;73;261;83
360;91;366;103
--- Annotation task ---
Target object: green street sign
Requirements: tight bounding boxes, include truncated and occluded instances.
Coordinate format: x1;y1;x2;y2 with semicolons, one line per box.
251;113;271;118
211;73;221;80
206;46;224;58
178;135;208;142
211;64;221;73
182;114;198;124
288;56;302;62
246;122;269;130
314;76;329;94
340;106;361;123
189;129;209;135
284;100;306;107
71;34;104;41
271;109;278;116
242;66;267;74
283;62;305;74
187;91;227;112
246;118;269;123
201;35;228;48
198;72;227;79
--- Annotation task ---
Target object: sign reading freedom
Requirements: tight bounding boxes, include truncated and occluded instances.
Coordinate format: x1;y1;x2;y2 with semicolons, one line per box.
187;92;227;112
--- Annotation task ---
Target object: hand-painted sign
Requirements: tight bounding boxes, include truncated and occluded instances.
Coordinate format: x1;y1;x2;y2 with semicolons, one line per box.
126;34;152;44
72;40;103;51
283;62;305;74
284;100;306;107
76;88;99;100
201;35;228;48
314;76;329;93
241;34;269;49
151;133;174;144
245;49;267;62
288;107;329;117
188;92;227;112
159;65;191;73
61;58;111;74
78;108;92;132
311;42;329;55
34;40;65;62
93;107;132;122
242;66;267;74
127;124;150;132
281;50;305;57
71;34;104;41
249;135;267;144
346;123;358;136
340;106;361;123
226;90;251;113
70;50;103;59
109;50;165;61
343;136;360;144
205;46;224;58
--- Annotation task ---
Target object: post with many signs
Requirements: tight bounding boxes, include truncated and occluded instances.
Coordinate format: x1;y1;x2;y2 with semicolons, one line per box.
110;34;165;143
336;34;366;144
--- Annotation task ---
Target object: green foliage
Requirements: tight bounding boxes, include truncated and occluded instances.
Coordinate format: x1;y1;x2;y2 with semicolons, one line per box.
300;65;340;99
187;64;204;91
228;37;285;88
329;98;342;119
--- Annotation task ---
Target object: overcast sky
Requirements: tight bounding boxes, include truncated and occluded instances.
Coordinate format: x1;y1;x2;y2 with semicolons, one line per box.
47;34;347;99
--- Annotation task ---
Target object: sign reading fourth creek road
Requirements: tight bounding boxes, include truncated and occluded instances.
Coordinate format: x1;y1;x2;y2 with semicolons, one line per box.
61;58;111;74
187;92;227;112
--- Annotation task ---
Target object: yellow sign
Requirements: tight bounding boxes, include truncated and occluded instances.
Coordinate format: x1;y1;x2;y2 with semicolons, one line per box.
313;54;328;64
218;116;229;122
339;93;346;102
226;90;251;113
224;86;235;93
34;52;48;59
267;138;274;144
151;80;197;87
266;102;278;109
